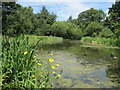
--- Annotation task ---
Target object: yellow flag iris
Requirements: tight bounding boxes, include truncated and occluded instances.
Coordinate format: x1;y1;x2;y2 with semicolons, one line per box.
48;58;54;62
24;51;28;55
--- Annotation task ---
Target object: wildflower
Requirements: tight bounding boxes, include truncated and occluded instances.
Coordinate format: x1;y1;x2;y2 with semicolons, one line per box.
50;53;54;56
31;75;35;77
55;74;61;79
57;74;61;78
55;64;60;66
48;58;54;62
51;66;55;69
24;51;28;55
52;71;56;74
37;63;42;66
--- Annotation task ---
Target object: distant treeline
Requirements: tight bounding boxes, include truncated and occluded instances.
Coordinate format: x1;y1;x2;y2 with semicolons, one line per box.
2;1;120;46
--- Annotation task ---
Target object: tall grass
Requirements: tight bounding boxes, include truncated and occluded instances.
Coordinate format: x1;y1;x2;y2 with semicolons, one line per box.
2;35;38;88
1;35;61;89
20;35;63;46
81;37;118;47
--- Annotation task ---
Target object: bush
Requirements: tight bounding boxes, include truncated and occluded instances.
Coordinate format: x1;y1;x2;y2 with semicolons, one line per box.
85;22;103;36
81;37;96;42
51;21;83;39
99;27;114;38
81;37;118;46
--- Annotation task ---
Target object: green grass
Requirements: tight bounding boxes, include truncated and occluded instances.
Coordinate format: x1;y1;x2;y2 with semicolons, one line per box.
20;35;63;46
81;37;118;47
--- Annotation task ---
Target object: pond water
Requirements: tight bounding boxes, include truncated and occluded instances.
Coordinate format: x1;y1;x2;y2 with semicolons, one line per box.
37;40;120;88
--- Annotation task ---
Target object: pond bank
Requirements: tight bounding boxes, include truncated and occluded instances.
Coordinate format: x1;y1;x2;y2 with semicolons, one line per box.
80;42;120;49
24;35;63;46
81;37;119;48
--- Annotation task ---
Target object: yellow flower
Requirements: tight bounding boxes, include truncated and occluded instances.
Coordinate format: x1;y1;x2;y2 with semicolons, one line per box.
57;74;61;78
51;66;55;69
24;51;28;55
48;58;54;62
37;63;42;66
55;64;60;66
31;75;35;77
50;53;54;56
52;71;56;74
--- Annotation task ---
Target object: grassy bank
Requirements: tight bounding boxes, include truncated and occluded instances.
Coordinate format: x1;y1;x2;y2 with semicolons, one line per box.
81;37;118;47
22;35;63;46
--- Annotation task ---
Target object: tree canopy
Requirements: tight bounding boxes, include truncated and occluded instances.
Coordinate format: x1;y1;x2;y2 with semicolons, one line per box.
2;1;120;46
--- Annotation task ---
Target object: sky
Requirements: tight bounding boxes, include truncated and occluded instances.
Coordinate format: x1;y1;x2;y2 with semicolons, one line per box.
16;0;116;21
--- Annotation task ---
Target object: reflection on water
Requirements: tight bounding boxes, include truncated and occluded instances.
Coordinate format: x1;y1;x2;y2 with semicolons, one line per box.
37;40;120;88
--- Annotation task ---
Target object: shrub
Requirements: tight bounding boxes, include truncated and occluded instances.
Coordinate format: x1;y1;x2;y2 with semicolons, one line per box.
51;21;83;39
81;37;118;47
85;22;103;36
99;27;114;38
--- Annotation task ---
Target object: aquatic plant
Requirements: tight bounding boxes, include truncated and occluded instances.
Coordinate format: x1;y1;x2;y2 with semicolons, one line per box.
1;35;61;89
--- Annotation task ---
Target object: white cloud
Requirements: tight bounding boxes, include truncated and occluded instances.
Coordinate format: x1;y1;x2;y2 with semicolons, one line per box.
61;2;90;20
17;0;115;21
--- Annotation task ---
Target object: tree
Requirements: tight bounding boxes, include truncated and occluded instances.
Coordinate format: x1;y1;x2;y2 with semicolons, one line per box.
0;1;2;33
2;2;22;36
85;22;103;36
35;6;56;36
108;1;120;38
67;16;73;22
73;8;106;34
2;2;36;36
78;8;106;22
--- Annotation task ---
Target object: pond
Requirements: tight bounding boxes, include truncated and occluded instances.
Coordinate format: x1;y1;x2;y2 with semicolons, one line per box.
37;40;120;88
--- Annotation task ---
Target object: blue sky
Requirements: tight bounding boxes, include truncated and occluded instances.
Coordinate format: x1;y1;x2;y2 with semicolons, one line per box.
17;0;115;21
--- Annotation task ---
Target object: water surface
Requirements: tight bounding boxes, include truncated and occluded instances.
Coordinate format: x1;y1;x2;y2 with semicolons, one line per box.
37;40;120;88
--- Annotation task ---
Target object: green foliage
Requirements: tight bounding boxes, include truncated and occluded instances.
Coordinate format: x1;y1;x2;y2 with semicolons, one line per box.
74;8;105;29
116;36;120;47
81;37;118;47
2;35;37;88
24;35;63;47
2;2;36;36
2;2;119;47
2;2;22;36
2;35;62;88
51;21;83;39
107;1;120;38
35;6;57;36
71;8;106;37
78;8;106;22
81;37;96;42
99;27;114;38
85;22;103;36
2;3;56;36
